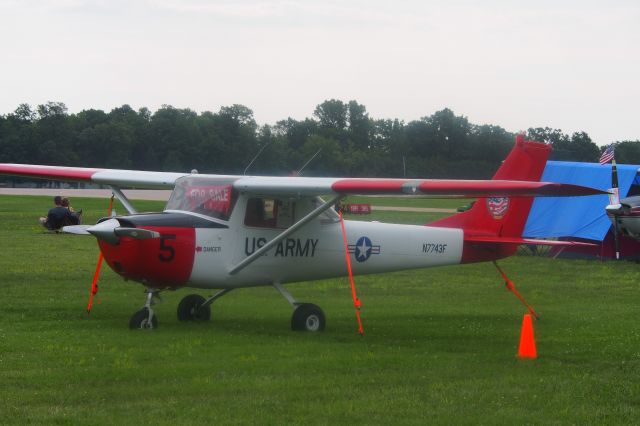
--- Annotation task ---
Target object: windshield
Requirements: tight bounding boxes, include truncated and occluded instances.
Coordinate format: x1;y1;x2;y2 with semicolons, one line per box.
165;176;239;221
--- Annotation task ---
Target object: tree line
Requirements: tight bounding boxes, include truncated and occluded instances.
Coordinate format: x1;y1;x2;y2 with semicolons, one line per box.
1;100;638;182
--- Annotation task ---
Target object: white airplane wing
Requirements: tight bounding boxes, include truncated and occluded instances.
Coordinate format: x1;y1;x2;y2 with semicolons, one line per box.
0;163;606;197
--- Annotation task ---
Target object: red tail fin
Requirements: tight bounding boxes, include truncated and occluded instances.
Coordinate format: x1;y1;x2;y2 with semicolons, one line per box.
430;135;551;263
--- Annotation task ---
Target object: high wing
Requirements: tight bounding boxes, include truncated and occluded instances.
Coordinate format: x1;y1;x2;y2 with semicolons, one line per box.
234;176;606;197
0;164;188;189
0;163;606;197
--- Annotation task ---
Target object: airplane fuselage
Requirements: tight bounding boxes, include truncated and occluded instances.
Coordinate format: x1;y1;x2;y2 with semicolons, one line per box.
607;195;640;240
98;193;464;290
189;220;463;288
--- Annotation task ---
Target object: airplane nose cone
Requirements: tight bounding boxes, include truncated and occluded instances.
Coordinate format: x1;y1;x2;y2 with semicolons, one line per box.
87;218;120;244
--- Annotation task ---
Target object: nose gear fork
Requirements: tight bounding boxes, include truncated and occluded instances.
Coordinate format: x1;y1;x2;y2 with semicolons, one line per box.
129;289;162;330
144;289;161;322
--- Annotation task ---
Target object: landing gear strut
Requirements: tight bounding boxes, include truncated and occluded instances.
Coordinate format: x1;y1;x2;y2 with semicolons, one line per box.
274;282;326;332
176;289;233;322
129;289;161;330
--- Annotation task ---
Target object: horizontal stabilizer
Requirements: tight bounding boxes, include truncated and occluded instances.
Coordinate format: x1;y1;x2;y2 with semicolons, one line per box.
465;235;597;247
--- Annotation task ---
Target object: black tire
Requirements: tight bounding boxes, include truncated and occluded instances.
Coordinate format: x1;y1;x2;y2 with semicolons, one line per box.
177;294;211;322
129;308;158;330
291;303;325;332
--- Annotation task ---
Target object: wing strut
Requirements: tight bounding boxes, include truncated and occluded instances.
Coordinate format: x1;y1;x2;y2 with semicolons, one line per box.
108;185;138;214
339;211;364;335
228;195;342;276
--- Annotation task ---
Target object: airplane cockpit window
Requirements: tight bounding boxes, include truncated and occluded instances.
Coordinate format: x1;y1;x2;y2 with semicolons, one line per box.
243;196;337;228
244;197;294;228
165;176;238;221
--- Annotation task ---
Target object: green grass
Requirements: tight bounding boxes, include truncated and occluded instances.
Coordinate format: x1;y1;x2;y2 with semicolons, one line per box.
344;195;473;209
348;210;448;225
0;195;638;424
342;195;456;223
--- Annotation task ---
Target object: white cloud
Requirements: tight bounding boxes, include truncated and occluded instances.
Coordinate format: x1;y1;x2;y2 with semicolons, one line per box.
1;0;639;143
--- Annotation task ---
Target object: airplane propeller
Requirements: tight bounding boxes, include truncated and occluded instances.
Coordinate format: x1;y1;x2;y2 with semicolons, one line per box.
64;218;161;243
85;218;160;244
61;224;92;235
61;195;162;314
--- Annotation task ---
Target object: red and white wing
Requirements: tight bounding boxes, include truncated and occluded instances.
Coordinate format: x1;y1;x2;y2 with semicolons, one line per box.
233;176;606;197
0;164;189;189
0;164;606;196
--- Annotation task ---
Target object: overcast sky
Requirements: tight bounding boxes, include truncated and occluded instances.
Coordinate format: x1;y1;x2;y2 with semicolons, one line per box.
1;0;638;145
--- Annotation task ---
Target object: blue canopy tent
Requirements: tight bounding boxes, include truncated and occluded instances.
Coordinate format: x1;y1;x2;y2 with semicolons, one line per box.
523;161;640;241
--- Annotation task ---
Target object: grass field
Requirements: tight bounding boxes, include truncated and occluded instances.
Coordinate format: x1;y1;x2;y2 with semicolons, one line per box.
0;195;638;424
344;195;473;210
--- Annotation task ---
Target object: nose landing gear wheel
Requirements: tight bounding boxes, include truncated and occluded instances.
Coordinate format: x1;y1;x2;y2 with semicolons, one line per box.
129;308;158;330
177;294;211;321
291;303;325;332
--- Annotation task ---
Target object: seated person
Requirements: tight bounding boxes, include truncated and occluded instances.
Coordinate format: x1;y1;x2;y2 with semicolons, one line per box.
61;197;82;224
39;195;81;230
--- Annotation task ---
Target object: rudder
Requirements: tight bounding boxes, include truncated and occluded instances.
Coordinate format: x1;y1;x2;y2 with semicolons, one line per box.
429;135;551;262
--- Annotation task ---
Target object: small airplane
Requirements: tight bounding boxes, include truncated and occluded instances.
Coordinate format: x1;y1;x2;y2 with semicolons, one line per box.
0;135;605;331
607;196;640;239
603;160;639;258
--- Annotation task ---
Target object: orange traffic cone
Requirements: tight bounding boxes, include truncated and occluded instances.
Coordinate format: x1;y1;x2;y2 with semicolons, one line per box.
517;313;537;359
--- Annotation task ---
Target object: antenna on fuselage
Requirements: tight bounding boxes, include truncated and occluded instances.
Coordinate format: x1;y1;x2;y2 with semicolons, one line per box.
243;141;272;175
293;148;322;177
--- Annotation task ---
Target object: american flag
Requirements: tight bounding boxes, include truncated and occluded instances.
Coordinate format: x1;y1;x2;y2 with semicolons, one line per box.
599;144;615;165
487;197;509;219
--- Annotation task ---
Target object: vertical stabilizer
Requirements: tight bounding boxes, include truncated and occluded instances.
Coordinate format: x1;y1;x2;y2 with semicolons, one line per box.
429;135;551;262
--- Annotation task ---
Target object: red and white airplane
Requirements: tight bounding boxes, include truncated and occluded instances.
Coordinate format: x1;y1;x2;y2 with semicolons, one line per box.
0;136;604;331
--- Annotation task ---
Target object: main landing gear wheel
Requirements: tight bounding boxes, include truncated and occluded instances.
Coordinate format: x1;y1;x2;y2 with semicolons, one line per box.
177;294;211;322
129;308;158;330
291;303;326;332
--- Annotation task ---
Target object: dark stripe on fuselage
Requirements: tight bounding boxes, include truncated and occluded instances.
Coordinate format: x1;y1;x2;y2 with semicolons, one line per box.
100;212;228;229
